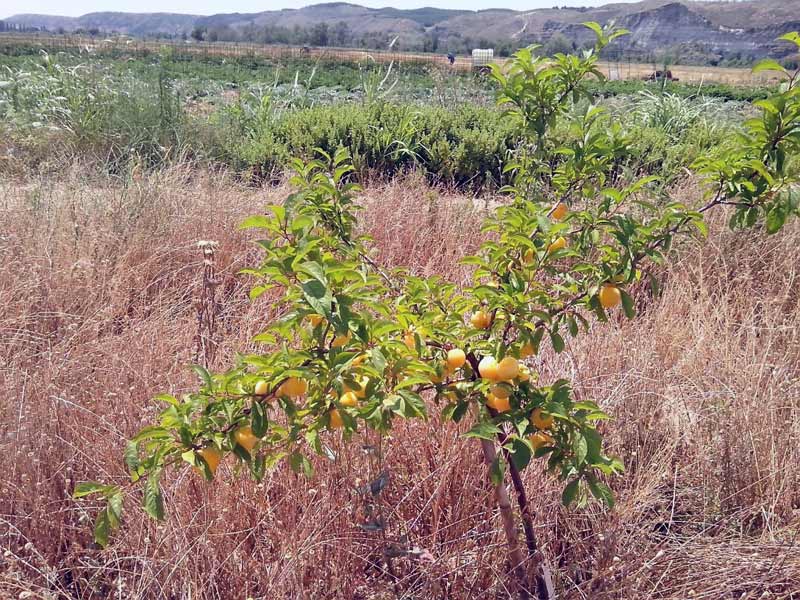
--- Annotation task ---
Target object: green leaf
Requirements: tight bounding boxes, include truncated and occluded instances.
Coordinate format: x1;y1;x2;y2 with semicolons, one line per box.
124;441;140;472
550;331;565;353
397;390;428;418
584;427;603;464
567;316;578;338
298;261;328;285
250;454;266;481
573;434;588;466
73;482;111;498
238;215;272;229
752;59;787;75
107;492;124;529
94;509;111;548
778;32;800;48
588;479;615;508
301;279;333;318
582;21;603;41
143;472;165;521
190;364;213;388
464;422;501;441
620;290;636;319
766;205;786;234
531;326;545;353
562;478;580;506
289;452;313;477
251;401;268;437
507;437;533;471
451;401;470;423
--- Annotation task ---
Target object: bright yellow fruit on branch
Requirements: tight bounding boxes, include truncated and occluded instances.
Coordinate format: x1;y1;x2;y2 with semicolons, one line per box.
530;408;554;430
253;380;269;397
355;376;370;398
523;248;535;264
599;283;622;309
478;356;499;381
403;330;416;351
446;348;466;370
518;365;531;383
329;408;344;429
496;357;520;381
529;432;555;450
339;391;359;407
332;332;351;348
487;393;511;413
280;377;308;398
470;310;492;330
351;353;367;367
551;202;568;221
306;313;324;327
547;236;567;255
197;446;222;475
519;342;535;358
234;426;260;452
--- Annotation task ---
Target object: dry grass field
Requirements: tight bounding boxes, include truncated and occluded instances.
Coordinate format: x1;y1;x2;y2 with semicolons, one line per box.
1;165;798;599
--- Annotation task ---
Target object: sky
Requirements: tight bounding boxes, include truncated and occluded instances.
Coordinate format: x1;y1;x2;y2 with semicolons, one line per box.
1;0;644;19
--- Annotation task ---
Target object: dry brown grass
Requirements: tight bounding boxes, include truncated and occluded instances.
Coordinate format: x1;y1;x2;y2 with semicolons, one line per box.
1;167;799;599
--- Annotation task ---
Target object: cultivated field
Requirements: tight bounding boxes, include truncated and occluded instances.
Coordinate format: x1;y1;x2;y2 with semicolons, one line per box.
1;31;799;600
0;33;785;85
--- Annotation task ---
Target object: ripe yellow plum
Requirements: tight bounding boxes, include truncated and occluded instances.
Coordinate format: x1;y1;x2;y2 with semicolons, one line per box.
530;408;554;430
446;348;466;370
496;357;519;381
234;426;259;452
599;283;622;309
478;356;499;381
547;237;567;254
470;310;492;330
253;380;269;397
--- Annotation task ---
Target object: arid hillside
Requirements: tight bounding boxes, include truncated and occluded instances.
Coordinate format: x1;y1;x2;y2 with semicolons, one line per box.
6;1;800;59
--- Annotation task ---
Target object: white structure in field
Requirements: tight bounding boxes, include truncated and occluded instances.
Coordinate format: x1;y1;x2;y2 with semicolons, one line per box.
471;48;494;68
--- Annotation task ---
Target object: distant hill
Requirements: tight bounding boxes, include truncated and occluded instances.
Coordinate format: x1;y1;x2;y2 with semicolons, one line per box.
6;1;800;64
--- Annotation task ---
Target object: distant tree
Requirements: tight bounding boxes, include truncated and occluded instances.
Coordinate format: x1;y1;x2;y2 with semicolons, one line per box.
309;22;329;47
423;31;440;53
332;21;350;47
542;33;573;56
190;26;206;42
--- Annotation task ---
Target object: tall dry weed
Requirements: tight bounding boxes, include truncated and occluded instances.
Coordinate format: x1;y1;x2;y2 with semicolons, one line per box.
1;169;798;599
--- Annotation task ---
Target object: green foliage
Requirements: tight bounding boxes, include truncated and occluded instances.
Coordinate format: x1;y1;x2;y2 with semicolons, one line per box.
0;52;185;170
208;99;518;188
65;29;800;552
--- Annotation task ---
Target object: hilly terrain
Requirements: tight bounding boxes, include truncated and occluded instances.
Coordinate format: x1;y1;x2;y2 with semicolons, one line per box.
4;1;800;63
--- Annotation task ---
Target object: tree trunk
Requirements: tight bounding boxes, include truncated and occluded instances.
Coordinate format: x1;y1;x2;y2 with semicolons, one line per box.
504;450;556;600
479;438;531;600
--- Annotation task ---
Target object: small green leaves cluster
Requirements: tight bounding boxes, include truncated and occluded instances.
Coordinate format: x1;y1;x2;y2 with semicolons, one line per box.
76;26;800;548
696;32;800;233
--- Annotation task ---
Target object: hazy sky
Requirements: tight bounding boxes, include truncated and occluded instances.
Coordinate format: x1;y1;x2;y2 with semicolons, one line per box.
2;0;644;19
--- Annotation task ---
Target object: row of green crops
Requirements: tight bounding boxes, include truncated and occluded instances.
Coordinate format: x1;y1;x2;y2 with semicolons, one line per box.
0;51;751;189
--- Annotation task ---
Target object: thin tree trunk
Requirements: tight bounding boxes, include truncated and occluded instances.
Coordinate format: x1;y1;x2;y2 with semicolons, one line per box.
479;438;530;600
503;448;556;599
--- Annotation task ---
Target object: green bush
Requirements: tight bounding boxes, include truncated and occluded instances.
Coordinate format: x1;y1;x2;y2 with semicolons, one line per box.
210;100;519;188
